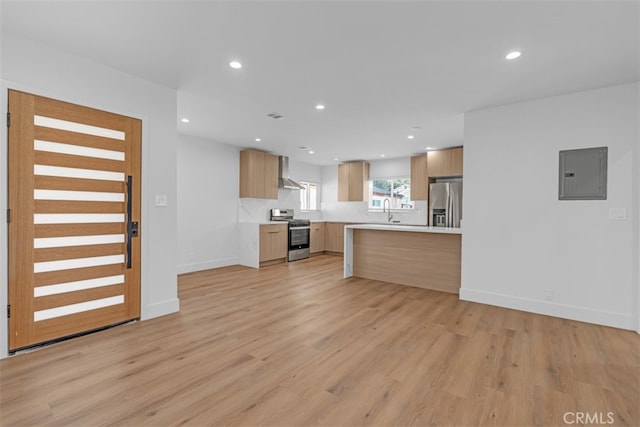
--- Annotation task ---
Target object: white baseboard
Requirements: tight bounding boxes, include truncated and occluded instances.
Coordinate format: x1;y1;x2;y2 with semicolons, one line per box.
177;257;238;275
459;288;637;331
142;298;180;320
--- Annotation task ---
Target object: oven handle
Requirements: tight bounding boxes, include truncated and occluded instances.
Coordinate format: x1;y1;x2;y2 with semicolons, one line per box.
289;226;311;230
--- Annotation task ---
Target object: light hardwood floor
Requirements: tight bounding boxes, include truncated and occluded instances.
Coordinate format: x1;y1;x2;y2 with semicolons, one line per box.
1;255;638;426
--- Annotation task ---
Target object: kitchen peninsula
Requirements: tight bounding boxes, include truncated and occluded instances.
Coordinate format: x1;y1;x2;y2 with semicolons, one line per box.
344;224;462;294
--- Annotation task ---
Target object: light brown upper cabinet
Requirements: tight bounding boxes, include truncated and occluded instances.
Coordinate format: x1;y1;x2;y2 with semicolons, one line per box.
411;147;464;201
410;154;429;201
239;149;279;199
426;147;463;178
337;161;370;202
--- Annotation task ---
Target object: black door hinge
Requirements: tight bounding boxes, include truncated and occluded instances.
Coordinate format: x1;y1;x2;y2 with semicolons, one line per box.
6;209;10;223
7;305;10;319
6;112;10;128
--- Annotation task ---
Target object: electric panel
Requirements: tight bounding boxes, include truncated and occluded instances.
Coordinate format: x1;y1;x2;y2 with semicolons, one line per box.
559;146;607;200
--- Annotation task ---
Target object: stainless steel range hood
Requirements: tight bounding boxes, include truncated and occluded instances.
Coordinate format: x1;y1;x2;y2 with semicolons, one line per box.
278;156;304;190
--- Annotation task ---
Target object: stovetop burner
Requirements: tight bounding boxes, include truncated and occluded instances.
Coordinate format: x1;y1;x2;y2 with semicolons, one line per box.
270;208;310;228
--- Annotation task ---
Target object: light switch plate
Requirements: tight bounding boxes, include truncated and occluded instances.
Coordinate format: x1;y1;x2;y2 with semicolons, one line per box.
155;194;168;207
608;208;626;220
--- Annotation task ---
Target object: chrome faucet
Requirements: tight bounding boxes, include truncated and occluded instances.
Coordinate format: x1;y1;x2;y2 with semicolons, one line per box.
383;198;393;222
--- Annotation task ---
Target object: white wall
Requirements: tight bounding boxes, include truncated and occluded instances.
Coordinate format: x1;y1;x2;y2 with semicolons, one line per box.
461;83;639;331
177;134;240;273
0;34;180;357
176;141;323;273
321;158;429;224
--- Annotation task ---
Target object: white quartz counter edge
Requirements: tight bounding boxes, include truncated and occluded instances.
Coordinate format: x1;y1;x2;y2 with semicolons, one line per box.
344;223;462;278
345;223;462;234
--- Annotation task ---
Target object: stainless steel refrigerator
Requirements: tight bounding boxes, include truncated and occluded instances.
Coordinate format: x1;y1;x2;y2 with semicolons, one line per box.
429;182;462;227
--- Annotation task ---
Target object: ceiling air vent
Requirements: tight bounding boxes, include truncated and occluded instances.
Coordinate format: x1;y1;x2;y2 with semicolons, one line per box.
266;112;284;119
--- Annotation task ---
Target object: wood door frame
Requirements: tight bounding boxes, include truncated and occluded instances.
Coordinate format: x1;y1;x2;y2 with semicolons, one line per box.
1;85;149;358
1;86;10;358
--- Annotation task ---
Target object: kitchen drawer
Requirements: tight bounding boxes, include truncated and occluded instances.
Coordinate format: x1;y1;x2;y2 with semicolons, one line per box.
260;224;287;234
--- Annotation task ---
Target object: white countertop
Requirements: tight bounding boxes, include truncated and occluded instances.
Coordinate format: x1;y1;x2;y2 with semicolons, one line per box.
239;220;288;225
345;223;462;235
240;220;461;234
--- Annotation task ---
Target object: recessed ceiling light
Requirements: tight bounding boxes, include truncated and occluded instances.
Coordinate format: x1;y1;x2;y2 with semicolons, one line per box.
180;118;190;123
315;104;325;110
255;138;261;142
309;150;315;154
408;135;415;139
229;61;242;69
425;147;432;150
506;51;521;60
334;158;339;161
380;154;385;157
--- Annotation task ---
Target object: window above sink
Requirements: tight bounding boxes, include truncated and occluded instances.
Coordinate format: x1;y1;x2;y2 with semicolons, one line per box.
368;178;414;211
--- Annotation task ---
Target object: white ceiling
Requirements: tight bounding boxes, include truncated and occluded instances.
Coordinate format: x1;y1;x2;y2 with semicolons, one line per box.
2;1;638;165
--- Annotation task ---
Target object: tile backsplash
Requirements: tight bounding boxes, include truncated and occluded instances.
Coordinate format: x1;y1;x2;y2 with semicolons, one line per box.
321;200;428;225
238;194;426;224
238;189;323;222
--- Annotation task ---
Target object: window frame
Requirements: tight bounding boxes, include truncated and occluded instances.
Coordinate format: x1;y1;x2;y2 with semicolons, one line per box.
299;181;319;212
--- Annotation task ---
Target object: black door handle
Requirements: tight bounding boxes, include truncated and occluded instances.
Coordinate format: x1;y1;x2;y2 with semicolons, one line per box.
126;175;138;269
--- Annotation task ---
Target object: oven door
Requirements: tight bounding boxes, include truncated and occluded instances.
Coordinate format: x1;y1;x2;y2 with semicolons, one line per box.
289;226;310;250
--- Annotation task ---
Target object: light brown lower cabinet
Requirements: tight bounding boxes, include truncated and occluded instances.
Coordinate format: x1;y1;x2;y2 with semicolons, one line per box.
310;222;325;254
352;229;461;294
259;224;287;263
324;222;350;253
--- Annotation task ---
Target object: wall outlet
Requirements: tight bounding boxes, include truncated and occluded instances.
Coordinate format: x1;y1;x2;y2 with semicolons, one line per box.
155;194;168;207
608;208;627;220
544;289;554;301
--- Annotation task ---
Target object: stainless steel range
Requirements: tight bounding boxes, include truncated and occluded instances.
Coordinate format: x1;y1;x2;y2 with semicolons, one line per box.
270;209;310;261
